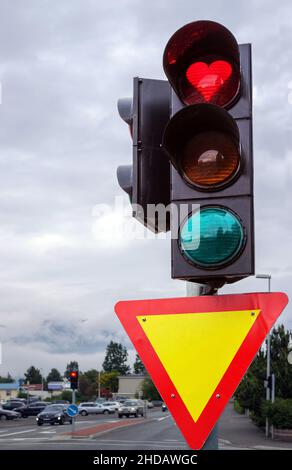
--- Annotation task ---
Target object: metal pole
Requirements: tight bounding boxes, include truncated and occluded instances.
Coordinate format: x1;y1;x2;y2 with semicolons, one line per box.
98;371;101;399
266;276;271;438
271;373;275;439
72;389;76;434
187;282;219;450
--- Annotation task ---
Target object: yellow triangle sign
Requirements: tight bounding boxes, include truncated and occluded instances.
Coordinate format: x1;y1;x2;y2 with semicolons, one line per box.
137;309;260;422
115;292;288;449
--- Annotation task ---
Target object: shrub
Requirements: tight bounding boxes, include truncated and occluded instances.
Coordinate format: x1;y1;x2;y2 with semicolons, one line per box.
233;399;245;415
263;399;292;429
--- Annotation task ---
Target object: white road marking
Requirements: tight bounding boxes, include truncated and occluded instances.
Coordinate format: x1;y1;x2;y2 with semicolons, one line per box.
40;431;56;434
0;429;35;437
253;445;292;450
157;415;170;422
219;438;232;445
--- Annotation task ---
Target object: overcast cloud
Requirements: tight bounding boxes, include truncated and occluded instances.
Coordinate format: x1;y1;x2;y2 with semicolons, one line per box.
0;0;292;377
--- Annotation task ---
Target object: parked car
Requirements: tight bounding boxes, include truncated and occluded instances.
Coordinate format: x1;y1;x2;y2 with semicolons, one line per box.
19;401;47;417
2;401;26;412
147;401;154;409
51;400;70;405
162;403;167;412
0;408;21;421
78;402;115;416
36;404;72;426
100;401;121;411
95;398;106;404
118;400;144;418
151;400;163;407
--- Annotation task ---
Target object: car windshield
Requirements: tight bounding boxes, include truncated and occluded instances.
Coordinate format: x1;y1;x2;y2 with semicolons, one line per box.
124;401;138;406
44;405;63;412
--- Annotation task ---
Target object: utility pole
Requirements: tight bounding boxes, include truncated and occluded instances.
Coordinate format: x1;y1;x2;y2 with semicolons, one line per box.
256;274;272;437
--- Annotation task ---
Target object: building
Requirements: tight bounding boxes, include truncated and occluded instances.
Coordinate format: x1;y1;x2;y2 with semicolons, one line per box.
0;382;19;400
117;375;147;399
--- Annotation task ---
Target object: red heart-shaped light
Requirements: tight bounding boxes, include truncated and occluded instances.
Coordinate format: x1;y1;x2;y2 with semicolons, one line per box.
186;61;232;102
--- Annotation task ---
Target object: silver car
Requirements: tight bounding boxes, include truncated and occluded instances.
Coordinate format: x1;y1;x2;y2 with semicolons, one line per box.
118;400;144;418
78;402;115;416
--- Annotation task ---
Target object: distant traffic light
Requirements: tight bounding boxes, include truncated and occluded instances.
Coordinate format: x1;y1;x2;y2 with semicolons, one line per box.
117;78;171;232
162;20;254;286
69;370;79;390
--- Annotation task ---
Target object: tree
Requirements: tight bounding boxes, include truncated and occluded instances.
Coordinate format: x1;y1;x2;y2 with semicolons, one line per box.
100;371;119;395
0;373;14;384
141;377;161;401
64;361;79;379
46;368;62;383
24;366;42;384
133;354;146;375
235;324;292;425
78;370;99;399
102;341;130;375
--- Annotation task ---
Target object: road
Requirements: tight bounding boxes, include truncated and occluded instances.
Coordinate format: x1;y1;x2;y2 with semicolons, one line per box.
0;404;292;450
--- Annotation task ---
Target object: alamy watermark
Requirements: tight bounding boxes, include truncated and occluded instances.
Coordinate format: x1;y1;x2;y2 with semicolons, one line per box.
92;196;200;244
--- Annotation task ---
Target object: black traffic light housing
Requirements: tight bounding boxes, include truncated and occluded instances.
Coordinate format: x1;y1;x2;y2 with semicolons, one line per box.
162;21;254;286
69;370;79;390
117;77;171;233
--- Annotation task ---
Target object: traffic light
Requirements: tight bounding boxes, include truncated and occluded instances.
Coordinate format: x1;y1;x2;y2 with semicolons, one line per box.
162;20;254;286
117;78;171;232
69;370;79;390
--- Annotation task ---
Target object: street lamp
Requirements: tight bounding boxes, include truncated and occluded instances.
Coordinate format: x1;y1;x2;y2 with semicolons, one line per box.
256;273;271;438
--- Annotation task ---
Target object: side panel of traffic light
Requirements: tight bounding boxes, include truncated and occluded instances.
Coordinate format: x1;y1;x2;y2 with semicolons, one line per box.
117;78;171;232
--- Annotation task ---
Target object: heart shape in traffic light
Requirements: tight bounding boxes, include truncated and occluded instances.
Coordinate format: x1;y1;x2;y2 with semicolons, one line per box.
186;61;232;102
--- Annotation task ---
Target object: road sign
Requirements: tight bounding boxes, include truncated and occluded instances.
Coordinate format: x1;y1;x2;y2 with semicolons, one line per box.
66;404;79;417
115;292;288;449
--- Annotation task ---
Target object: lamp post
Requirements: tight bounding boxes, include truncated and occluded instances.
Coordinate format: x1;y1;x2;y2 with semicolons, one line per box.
256;274;271;438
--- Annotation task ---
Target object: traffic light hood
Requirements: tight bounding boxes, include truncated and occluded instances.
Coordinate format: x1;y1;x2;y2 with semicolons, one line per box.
163;20;240;107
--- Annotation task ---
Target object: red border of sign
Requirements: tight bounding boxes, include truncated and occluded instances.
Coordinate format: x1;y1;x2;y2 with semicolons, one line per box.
115;292;288;449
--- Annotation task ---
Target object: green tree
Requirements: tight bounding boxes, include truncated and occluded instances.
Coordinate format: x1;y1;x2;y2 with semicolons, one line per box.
64;361;79;379
100;371;119;394
24;366;42;384
235;325;292;425
102;341;130;375
78;371;98;400
133;354;146;375
0;373;14;383
141;377;161;401
46;368;62;383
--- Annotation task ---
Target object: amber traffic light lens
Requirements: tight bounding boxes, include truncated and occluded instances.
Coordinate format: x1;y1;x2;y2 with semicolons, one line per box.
180;131;240;189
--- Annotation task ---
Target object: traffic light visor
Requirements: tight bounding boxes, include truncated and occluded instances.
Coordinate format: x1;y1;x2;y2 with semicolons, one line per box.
163;103;240;190
163;21;240;107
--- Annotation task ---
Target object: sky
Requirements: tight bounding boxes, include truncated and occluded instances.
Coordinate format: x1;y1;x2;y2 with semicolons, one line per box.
0;0;292;378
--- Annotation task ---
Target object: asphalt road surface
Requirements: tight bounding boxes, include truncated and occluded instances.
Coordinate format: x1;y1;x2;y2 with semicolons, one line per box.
1;404;292;450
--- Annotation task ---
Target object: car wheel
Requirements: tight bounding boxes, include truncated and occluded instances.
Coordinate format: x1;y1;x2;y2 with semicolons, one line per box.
0;415;7;421
103;410;110;414
50;422;54;426
37;422;43;426
80;410;87;416
118;414;123;419
140;412;144;417
69;419;72;424
133;413;137;418
59;418;64;425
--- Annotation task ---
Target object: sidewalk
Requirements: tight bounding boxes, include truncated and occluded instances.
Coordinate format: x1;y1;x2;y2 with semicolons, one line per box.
219;401;292;450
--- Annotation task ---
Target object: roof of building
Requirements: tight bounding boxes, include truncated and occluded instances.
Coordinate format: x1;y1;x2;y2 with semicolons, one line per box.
0;382;19;390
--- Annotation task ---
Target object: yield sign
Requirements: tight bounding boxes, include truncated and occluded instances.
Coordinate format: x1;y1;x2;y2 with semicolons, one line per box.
115;292;288;449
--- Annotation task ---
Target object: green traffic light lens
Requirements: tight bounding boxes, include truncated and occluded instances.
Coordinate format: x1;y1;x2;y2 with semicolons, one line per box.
179;207;244;268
